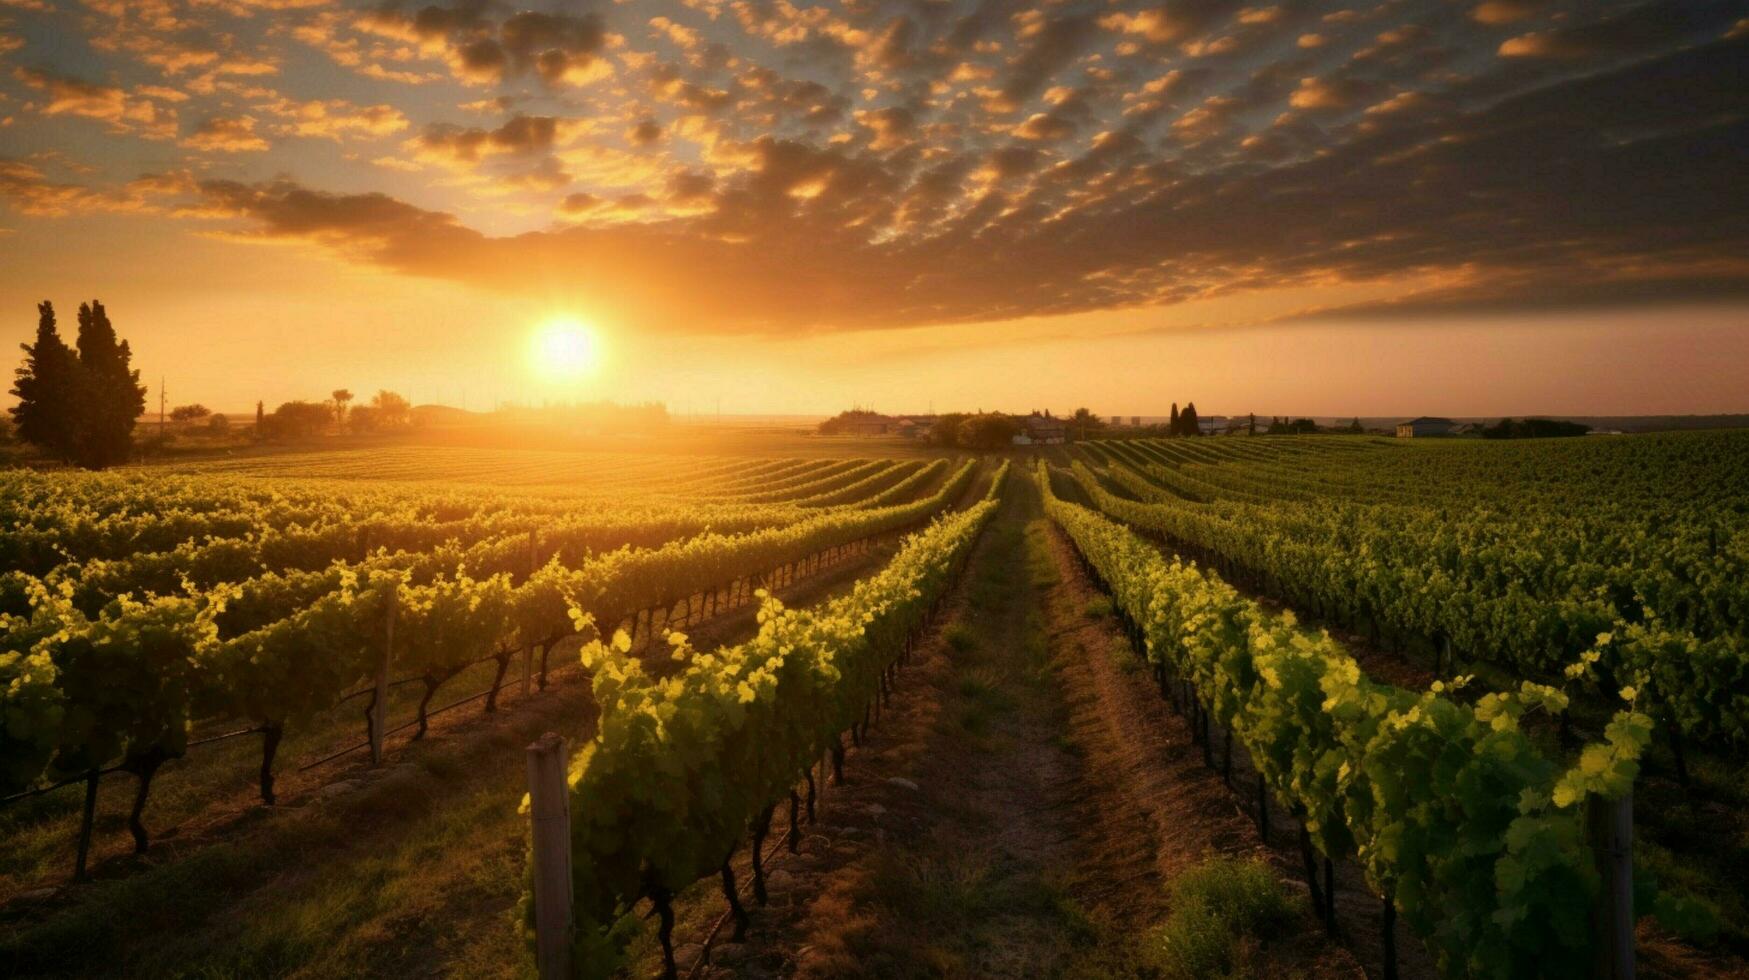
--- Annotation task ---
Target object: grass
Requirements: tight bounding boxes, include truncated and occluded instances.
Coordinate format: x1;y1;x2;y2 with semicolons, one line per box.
0;650;534;899
0;675;596;978
943;622;977;653
1143;857;1300;980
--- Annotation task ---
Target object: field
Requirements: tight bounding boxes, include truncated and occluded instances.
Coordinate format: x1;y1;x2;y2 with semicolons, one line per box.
2;432;1748;979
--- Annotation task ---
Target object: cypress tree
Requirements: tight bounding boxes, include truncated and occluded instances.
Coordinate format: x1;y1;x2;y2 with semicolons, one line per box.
1182;401;1200;436
1169;402;1180;436
10;301;81;462
72;300;146;469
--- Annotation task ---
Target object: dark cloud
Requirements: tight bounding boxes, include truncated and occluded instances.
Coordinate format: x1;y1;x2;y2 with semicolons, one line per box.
412;113;558;162
189;24;1749;333
363;1;605;84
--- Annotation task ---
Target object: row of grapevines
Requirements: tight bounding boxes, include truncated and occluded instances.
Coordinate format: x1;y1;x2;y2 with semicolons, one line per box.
0;455;851;573
0;460;979;799
169;447;806;496
788;460;926;507
525;462;1007;975
1038;461;1650;977
1073;457;1749;748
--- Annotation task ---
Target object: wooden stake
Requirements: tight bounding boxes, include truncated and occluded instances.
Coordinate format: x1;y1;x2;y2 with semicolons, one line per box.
1382;890;1399;980
72;770;99;882
370;591;396;765
1589;790;1635;980
526;733;573;980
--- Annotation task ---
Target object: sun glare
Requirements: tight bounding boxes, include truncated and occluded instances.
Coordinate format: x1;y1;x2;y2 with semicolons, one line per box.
529;317;604;383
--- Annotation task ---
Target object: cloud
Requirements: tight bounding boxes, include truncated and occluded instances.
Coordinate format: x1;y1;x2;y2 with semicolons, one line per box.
259;98;410;140
357;2;607;86
1288;75;1380;112
1497;1;1723;60
0;157;193;215
412;113;561;164
183;114;269;152
1470;1;1541;26
176;30;1749;335
13;66;179;138
2;0;1744;338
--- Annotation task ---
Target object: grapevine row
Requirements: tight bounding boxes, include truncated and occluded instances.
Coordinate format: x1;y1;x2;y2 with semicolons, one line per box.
1073;456;1749;751
523;462;1008;976
1038;461;1649;978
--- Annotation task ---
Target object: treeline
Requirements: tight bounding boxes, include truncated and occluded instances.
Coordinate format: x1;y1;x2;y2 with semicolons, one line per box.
258;388;413;440
927;412;1024;449
1483;418;1590;439
10;300;146;469
6;299;429;466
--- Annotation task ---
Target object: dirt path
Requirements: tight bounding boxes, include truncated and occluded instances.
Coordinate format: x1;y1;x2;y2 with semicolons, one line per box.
686;476;1357;979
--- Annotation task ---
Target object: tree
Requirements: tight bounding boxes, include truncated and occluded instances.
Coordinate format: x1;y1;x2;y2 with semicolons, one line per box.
170;404;211;423
11;300;145;468
1483;418;1590;439
1247;413;1257;436
255;400;264;431
818;408;886;435
1180;401;1200;437
956;412;1020;450
71;301;147;468
348;405;381;432
1346;416;1363;434
929;412;969;447
331;388;353;425
10;301;79;461
1069;407;1103;440
372;390;412;428
1169;403;1180;436
263;401;331;440
207;413;229;433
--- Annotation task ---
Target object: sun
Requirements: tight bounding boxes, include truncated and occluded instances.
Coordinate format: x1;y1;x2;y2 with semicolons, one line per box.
528;316;604;383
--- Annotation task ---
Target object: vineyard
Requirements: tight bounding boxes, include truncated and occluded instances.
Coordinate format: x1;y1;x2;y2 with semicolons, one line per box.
2;434;1747;978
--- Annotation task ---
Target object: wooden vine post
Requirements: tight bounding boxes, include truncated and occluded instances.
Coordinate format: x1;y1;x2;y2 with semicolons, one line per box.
1589;788;1635;980
72;770;99;882
370;589;396;766
523;530;537;700
526;732;574;980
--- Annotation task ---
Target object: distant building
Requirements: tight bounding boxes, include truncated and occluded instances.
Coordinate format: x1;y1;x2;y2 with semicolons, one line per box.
1197;415;1229;436
1130;415;1141;427
1396;416;1457;438
1016;412;1067;445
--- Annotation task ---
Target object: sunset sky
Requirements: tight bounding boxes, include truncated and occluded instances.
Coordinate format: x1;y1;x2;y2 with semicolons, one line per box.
1;0;1745;418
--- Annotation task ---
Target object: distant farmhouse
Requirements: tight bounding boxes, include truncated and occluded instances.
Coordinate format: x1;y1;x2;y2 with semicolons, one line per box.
1013;412;1067;445
1396;416;1458;438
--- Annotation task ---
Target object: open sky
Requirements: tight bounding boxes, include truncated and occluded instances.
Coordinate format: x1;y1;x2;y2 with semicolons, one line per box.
1;0;1745;418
